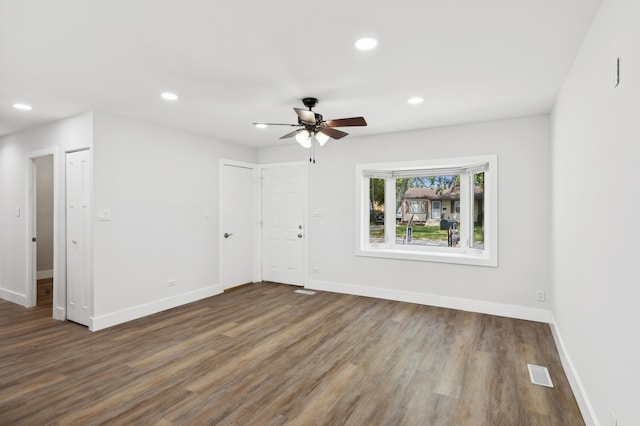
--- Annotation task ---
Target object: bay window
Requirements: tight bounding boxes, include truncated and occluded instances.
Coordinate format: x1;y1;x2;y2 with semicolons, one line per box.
356;155;497;266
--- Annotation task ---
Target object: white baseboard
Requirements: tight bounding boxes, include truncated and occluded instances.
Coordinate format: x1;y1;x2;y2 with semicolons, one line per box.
306;279;551;323
549;313;598;426
37;269;54;280
0;287;28;307
89;284;223;331
53;305;66;321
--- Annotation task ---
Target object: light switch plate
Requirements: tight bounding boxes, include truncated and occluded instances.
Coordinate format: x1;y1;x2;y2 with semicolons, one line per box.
98;209;111;221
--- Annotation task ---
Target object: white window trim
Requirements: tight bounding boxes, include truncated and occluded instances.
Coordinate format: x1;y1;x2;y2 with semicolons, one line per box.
355;155;498;267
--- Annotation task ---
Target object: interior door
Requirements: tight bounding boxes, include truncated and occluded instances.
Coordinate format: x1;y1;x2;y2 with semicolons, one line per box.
66;149;90;326
221;163;255;289
261;165;305;286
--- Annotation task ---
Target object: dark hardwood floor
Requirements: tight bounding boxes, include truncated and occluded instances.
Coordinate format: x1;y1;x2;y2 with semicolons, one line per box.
0;282;584;425
37;277;53;306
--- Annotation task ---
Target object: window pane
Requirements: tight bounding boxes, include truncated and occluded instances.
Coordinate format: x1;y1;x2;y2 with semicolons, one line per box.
395;175;459;247
472;172;485;249
409;201;424;213
369;178;384;244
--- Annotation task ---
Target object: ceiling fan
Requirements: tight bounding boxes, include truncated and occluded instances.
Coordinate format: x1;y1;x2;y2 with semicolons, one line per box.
254;97;367;149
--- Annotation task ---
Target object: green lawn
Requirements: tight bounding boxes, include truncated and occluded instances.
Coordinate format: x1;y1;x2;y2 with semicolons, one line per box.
371;224;484;242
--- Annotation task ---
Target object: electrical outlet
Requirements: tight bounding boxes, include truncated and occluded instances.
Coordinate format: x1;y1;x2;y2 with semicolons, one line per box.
168;279;176;287
536;289;545;301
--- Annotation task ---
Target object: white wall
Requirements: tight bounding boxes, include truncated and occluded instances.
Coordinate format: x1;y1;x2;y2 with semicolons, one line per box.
259;115;552;320
0;111;257;330
0;112;92;315
90;112;256;329
35;155;54;274
551;0;640;424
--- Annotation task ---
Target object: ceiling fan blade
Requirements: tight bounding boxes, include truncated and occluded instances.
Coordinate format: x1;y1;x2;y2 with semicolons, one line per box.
318;127;349;140
326;117;367;127
294;108;316;124
280;128;304;139
252;122;299;126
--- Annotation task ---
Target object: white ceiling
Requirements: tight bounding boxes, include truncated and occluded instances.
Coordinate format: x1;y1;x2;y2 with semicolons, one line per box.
0;0;601;148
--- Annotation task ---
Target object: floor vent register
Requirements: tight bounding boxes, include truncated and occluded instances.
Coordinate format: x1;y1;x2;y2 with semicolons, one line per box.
527;364;554;387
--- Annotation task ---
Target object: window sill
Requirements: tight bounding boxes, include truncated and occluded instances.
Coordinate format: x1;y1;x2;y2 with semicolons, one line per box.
356;246;497;267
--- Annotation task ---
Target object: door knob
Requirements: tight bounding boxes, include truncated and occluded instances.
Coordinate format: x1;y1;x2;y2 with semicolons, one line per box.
224;233;233;238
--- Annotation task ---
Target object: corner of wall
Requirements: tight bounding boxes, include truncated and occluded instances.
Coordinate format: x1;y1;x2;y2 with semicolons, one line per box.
548;312;598;426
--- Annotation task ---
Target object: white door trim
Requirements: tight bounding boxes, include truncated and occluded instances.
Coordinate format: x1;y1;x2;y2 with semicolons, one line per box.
219;159;260;288
258;161;308;287
26;147;59;313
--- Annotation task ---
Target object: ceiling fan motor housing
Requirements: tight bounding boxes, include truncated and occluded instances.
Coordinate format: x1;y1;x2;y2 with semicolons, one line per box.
302;97;319;109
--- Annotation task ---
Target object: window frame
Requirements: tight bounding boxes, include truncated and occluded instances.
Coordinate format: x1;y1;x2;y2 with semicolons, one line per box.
355;155;498;267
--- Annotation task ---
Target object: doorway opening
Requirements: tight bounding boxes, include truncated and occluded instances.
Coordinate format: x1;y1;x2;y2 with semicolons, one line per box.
27;150;57;316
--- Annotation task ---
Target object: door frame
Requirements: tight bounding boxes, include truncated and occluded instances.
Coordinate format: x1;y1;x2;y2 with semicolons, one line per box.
219;159;260;288
258;161;308;286
26;147;59;313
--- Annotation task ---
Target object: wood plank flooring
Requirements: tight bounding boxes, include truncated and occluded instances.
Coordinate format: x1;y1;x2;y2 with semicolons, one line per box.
37;278;53;306
0;282;584;425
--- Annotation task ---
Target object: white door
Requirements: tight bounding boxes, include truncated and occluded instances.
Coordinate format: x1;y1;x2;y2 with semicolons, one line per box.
66;150;90;326
261;165;305;286
221;163;255;289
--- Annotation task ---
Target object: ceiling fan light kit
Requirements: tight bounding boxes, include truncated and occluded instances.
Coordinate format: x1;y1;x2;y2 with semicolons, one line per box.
315;131;330;146
295;130;312;148
253;97;367;163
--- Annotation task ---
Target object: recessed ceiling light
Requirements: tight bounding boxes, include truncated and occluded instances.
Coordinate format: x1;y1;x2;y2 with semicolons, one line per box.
407;97;424;105
254;123;268;129
13;103;32;111
161;92;179;101
355;37;378;51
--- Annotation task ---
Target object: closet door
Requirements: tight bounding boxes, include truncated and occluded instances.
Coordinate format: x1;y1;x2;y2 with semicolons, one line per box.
66;149;90;326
